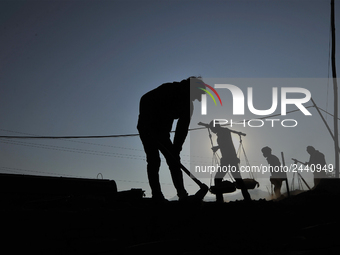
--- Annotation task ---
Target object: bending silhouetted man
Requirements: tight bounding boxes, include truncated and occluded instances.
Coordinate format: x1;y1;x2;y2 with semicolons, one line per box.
305;146;327;187
261;146;286;198
209;121;251;203
137;77;206;202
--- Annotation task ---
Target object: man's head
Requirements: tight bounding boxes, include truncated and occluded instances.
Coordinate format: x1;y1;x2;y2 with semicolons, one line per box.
261;146;272;158
185;76;206;102
307;146;315;155
209;120;221;134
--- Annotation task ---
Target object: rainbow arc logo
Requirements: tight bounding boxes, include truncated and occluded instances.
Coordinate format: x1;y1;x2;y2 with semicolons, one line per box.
199;84;223;106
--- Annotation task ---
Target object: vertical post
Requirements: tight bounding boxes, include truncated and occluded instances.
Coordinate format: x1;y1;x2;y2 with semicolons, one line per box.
311;98;340;153
281;152;290;197
331;0;339;177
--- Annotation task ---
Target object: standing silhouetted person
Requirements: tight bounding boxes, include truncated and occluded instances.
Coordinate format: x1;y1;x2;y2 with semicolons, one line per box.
261;146;286;198
137;77;206;203
209;121;251;203
305;146;327;187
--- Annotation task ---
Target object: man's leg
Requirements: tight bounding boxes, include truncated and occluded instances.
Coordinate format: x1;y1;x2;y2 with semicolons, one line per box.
157;136;188;199
139;132;164;200
231;165;251;201
214;170;225;203
274;179;282;198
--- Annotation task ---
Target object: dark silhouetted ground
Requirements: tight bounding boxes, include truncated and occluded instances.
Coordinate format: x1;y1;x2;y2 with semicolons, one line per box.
1;176;339;255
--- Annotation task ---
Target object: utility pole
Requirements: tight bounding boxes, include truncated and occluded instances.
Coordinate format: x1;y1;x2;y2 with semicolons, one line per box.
331;0;339;177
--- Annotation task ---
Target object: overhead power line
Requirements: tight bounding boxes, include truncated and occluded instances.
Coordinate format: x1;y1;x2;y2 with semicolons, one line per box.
0;138;147;160
0;133;140;139
0;105;315;139
317;106;340;120
0;104;335;139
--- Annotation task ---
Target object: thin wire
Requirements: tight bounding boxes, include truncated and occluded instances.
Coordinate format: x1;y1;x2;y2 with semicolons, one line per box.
0;105;315;139
0;128;145;151
0;128;212;161
0;133;140;139
0;137;211;166
0;138;147;160
316;106;340;120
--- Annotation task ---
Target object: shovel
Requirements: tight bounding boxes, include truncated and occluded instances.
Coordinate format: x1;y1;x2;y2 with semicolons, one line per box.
178;161;209;200
157;140;209;201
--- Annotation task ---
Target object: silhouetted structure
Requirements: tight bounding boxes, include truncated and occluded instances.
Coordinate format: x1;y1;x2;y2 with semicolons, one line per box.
137;77;205;202
261;146;287;198
0;173;117;199
305;146;327;187
209;121;251;203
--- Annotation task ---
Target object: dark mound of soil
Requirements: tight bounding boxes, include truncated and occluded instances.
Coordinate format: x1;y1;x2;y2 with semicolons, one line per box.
1;179;339;254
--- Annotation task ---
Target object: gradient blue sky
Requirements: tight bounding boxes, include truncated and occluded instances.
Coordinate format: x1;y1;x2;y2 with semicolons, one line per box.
1;0;339;200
